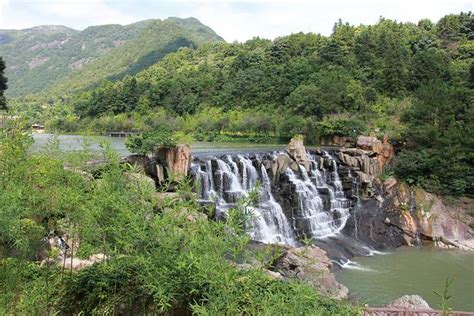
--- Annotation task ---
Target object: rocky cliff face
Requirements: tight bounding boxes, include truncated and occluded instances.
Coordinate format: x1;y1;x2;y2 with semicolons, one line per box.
380;178;473;249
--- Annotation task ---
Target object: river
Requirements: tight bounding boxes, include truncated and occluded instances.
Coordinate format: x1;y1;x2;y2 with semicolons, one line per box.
31;133;284;157
335;246;474;311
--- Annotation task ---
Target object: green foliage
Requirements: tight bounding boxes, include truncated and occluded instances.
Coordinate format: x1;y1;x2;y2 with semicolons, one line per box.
434;278;454;315
0;57;6;110
394;81;473;195
314;115;367;138
125;127;179;155
0;127;360;314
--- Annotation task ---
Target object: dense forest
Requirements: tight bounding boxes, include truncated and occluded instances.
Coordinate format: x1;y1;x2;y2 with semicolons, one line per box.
13;13;472;195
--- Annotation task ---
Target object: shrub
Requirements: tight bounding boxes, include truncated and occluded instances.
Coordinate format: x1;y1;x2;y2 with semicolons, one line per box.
125;127;178;155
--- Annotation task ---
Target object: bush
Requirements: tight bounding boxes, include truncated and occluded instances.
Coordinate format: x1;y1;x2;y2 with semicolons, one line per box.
125;127;178;155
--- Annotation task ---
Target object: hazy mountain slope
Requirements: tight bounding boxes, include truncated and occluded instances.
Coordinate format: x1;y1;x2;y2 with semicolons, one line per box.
0;17;223;97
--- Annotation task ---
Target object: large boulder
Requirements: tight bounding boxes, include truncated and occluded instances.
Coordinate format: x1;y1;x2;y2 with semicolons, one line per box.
415;190;472;243
386;295;431;310
124;172;156;191
287;137;310;170
123;154;151;173
356;135;394;172
356;135;380;151
155;144;191;181
274;245;349;300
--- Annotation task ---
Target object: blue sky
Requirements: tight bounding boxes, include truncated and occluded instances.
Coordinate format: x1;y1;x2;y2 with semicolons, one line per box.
0;0;472;41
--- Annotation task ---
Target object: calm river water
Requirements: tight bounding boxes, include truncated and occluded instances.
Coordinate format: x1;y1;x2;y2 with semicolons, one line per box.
335;246;474;311
31;133;284;157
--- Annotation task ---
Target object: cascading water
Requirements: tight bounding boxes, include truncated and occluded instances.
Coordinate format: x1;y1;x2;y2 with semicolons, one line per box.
192;150;355;246
193;155;296;245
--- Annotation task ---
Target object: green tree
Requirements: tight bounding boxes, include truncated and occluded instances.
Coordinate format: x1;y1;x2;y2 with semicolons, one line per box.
0;57;7;111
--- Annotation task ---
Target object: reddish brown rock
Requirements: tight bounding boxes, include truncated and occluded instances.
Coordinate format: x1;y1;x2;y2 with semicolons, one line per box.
374;135;395;171
356;135;380;151
155;144;191;181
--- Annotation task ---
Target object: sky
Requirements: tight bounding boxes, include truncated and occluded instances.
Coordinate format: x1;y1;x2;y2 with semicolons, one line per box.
0;0;472;42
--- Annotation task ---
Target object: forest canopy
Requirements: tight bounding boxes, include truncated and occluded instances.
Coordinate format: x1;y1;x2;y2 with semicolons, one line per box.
7;12;474;195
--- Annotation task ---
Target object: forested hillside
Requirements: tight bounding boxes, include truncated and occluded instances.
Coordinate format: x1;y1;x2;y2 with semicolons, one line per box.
7;13;474;195
70;13;474;195
0;17;223;97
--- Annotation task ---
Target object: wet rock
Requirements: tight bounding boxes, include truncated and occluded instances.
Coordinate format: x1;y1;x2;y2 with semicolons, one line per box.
274;245;348;300
386;295;431;310
271;153;298;183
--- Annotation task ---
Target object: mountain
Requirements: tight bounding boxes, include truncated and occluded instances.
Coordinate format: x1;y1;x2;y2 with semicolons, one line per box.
0;17;223;97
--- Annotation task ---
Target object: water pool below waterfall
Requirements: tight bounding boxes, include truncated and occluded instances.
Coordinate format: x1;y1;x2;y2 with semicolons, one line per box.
335;246;474;311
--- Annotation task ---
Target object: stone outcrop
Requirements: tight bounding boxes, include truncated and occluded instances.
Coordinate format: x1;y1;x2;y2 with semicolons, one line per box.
124;144;191;184
287;137;310;171
337;148;379;196
319;135;355;147
274;245;349;300
270;154;299;184
334;135;394;197
381;180;473;249
356;135;380;151
373;135;395;171
356;135;395;171
386;295;431;310
155;144;191;181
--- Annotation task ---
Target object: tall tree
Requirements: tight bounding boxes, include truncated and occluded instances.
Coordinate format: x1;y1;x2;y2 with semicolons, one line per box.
0;57;7;110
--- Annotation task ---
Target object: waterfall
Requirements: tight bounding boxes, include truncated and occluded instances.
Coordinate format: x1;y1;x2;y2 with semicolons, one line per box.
193;155;296;245
192;150;355;246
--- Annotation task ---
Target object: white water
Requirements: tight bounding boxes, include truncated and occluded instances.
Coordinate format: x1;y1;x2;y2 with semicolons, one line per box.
192;151;354;245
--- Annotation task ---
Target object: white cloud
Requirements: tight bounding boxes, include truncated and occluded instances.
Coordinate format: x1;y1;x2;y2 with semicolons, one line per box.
43;0;136;25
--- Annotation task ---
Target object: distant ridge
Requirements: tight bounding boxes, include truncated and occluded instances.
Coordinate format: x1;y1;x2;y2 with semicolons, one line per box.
0;17;224;97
